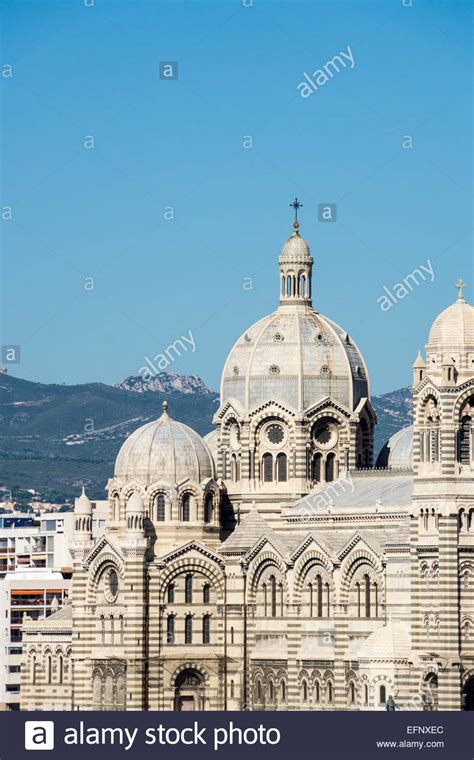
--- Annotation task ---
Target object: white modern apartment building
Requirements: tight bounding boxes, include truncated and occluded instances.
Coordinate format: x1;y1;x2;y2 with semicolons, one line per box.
0;501;108;710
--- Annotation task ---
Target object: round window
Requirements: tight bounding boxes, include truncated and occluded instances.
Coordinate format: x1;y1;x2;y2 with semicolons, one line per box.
106;569;119;601
313;421;338;450
266;423;285;445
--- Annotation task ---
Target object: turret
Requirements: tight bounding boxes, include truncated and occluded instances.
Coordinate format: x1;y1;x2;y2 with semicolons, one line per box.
412;350;426;386
126;491;146;533
74;487;92;542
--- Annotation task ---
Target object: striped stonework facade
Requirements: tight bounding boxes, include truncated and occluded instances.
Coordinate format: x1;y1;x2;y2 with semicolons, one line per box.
18;227;473;713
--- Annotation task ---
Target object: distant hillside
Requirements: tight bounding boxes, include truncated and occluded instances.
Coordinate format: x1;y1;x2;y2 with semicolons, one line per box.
372;387;412;454
0;372;219;501
0;373;412;502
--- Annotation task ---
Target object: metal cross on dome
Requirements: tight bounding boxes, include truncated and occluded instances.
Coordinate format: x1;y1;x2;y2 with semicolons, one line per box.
290;197;303;223
455;278;466;302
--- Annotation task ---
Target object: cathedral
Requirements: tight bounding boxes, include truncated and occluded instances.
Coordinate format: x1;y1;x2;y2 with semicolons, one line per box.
20;214;474;712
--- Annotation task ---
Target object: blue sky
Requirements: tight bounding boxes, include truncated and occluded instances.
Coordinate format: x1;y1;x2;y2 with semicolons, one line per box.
2;0;472;394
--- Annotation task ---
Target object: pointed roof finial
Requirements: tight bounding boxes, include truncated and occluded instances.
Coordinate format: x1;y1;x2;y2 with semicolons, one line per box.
289;197;303;235
413;349;426;368
455;279;466;302
162;400;169;415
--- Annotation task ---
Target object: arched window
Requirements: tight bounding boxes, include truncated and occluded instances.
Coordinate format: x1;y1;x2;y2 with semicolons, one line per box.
373;582;379;617
325;452;336;482
327;681;333;703
203;583;210;604
58;655;64;684
379;685;386;704
312;453;322;482
202;614;211;644
167;583;175;604
113;495;120;522
459;415;472;464
116;673;126;709
281;680;286;702
276;453;287;482
316;575;323;617
364;684;369;705
256;680;263;703
47;654;52;684
204;493;213;523
230;680;235;699
263;453;273;482
302;680;308;702
364;574;371;618
185;574;193;604
270;576;277;618
231;454;237;482
166;614;175;644
422;396;440;463
315;681;320;702
349;681;355;704
92;672;102;708
31;655;37;685
263;583;268;616
104;673;113;708
156;493;165;521
230;626;234;644
181;493;191;522
185;614;193;644
269;680;275;702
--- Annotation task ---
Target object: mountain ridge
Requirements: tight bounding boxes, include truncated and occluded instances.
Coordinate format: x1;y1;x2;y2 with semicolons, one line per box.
0;372;412;503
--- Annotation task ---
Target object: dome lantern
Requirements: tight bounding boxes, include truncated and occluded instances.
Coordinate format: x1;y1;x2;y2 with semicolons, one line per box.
279;198;313;307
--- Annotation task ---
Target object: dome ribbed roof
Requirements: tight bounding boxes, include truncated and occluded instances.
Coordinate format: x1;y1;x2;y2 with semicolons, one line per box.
376;425;413;469
280;232;311;261
114;404;215;484
358;620;411;661
427;300;473;350
221;308;369;413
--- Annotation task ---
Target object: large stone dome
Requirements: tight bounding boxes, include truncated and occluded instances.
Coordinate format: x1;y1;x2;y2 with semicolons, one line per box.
114;402;215;484
221;308;369;413
427;298;473;351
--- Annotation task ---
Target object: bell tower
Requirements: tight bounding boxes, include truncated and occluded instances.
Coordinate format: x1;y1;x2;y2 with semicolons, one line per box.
410;282;474;710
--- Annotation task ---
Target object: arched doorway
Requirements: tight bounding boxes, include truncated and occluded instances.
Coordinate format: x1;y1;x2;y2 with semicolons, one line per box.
462;675;474;711
174;668;205;711
422;673;438;710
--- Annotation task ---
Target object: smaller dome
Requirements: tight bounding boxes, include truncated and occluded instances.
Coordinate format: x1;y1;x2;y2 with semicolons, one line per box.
358;620;411;661
280;231;311;261
114;402;215;485
427;299;473;350
376;426;413;469
75;487;92;514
